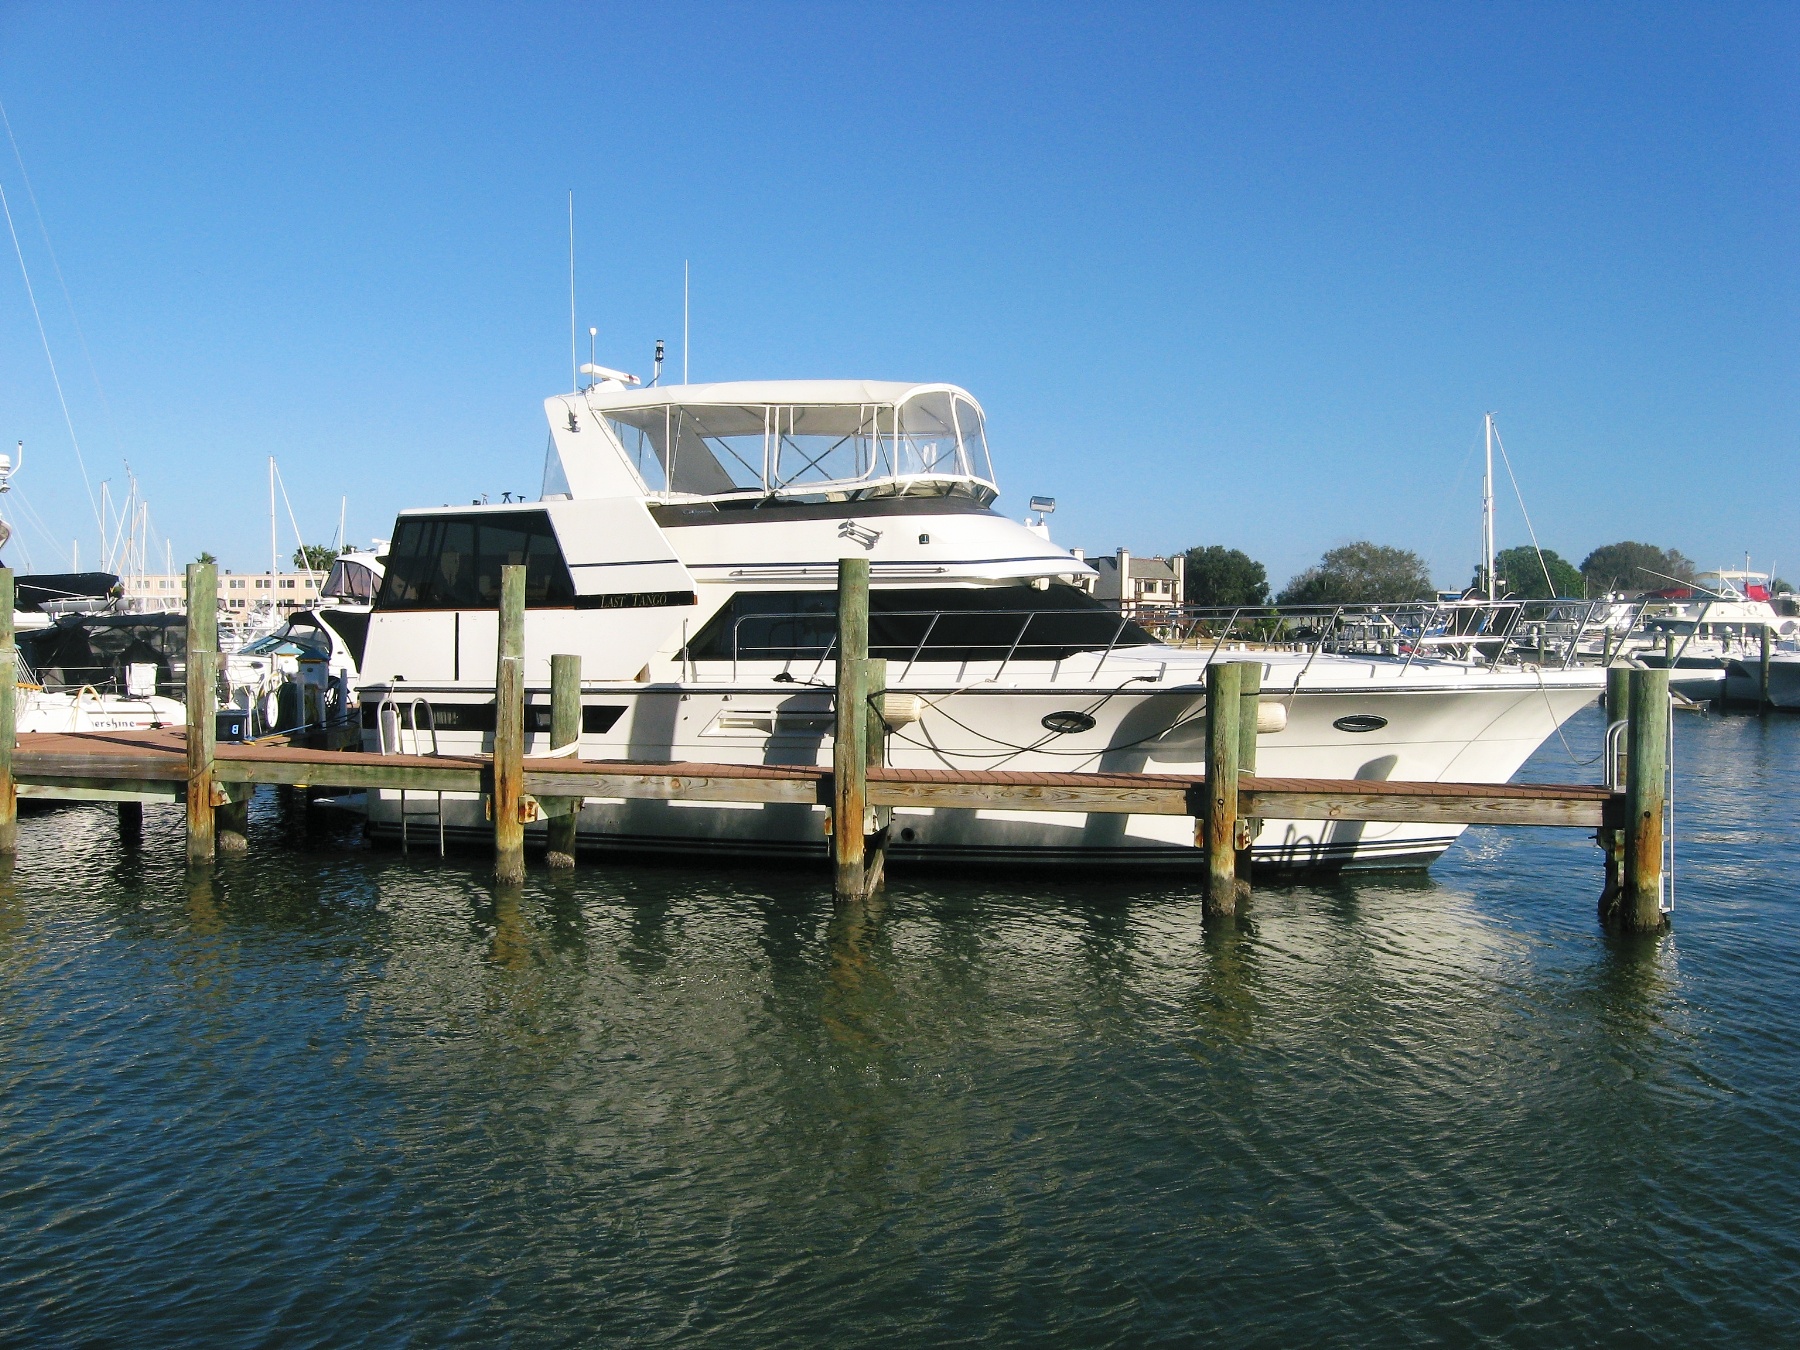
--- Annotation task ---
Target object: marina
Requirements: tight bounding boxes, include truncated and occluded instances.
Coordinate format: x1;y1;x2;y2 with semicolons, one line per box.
0;8;1794;1342
0;559;1676;935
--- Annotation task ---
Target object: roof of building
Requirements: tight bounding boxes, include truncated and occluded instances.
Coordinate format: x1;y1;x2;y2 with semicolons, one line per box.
1088;554;1181;579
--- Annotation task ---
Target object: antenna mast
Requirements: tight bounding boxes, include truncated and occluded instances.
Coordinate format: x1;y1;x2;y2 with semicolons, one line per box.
1483;413;1496;602
568;191;577;394
683;259;690;384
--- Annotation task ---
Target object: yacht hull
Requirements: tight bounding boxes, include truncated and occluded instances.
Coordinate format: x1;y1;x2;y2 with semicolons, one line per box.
360;671;1600;873
1725;655;1800;709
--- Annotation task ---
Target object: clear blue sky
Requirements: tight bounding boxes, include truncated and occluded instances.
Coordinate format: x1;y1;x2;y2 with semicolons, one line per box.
0;2;1794;587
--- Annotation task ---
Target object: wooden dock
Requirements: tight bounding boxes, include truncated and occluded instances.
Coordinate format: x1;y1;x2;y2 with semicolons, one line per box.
9;725;1616;828
0;562;1675;934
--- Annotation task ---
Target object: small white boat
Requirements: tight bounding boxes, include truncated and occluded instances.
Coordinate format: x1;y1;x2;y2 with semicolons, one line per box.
15;682;183;733
223;549;382;734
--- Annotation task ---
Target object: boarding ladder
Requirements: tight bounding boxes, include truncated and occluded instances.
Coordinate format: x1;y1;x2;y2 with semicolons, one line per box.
377;695;445;856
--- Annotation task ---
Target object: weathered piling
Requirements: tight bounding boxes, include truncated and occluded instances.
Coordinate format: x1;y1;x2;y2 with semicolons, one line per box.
1761;627;1773;713
1202;660;1243;917
1235;661;1261;890
1620;666;1670;931
1598;665;1631;916
832;557;870;901
216;789;250;856
492;564;527;883
544;652;582;868
185;562;218;865
863;655;889;897
0;568;15;855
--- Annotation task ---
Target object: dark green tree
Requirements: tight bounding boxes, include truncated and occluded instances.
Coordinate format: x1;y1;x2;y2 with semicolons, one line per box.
1487;545;1585;599
1182;545;1269;607
293;544;338;573
1579;541;1694;595
1277;542;1437;605
194;550;217;565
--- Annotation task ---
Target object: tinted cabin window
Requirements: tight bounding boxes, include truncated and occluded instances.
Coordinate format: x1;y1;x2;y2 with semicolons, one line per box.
687;585;1155;663
375;511;576;610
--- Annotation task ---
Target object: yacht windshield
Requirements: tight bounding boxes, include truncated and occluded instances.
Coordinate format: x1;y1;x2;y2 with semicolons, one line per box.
321;557;378;602
601;389;997;501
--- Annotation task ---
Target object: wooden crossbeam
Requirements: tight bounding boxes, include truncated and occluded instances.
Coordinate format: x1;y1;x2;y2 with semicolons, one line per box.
7;730;1616;829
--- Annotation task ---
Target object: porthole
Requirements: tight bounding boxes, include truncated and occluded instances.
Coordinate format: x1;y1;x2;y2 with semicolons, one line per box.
1041;710;1097;734
1332;714;1388;733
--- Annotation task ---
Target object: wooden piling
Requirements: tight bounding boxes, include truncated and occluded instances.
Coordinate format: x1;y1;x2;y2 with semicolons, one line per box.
863;655;889;897
1619;666;1670;932
1608;666;1634;728
1598;665;1631;920
117;799;142;844
545;652;582;868
1203;660;1242;917
1235;661;1261;891
0;568;15;855
185;562;218;865
492;564;527;884
1760;626;1773;713
832;557;870;901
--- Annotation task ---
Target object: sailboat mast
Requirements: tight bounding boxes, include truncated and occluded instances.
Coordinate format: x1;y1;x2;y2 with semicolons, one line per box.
269;456;278;593
1483;413;1496;603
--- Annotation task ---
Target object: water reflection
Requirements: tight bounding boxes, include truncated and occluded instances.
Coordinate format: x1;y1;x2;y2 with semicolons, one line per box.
0;709;1794;1344
822;891;892;1053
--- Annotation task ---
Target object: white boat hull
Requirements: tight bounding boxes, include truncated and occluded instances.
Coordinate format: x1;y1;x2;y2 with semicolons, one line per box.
1725;655;1800;709
360;660;1601;872
15;690;184;734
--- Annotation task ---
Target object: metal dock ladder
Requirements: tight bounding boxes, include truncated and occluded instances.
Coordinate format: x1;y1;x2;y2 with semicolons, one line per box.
377;695;445;856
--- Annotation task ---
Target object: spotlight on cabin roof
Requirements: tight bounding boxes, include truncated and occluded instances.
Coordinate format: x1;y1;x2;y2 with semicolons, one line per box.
1029;496;1056;515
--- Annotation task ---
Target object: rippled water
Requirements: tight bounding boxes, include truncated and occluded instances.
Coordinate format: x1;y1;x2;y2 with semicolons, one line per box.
1;704;1796;1345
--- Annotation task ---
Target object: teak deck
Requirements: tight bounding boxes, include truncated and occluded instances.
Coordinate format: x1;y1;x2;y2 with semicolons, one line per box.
10;727;1617;829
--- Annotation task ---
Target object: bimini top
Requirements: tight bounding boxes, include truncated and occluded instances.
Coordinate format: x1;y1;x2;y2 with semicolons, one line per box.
555;379;997;506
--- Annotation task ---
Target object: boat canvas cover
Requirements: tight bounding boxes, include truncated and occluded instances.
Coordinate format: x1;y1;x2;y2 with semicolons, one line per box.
16;614;186;694
14;572;121;612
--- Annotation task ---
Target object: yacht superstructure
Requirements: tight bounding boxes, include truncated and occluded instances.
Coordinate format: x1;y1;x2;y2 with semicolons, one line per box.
355;378;1605;871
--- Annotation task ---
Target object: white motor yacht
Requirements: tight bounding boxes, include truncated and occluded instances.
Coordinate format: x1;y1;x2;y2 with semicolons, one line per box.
1632;571;1800;702
354;378;1605;872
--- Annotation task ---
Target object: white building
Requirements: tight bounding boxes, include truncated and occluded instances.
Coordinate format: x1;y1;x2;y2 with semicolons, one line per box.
1072;548;1185;616
122;570;326;613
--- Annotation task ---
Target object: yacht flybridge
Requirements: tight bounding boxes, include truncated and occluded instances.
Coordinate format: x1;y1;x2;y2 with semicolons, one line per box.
357;378;1605;871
